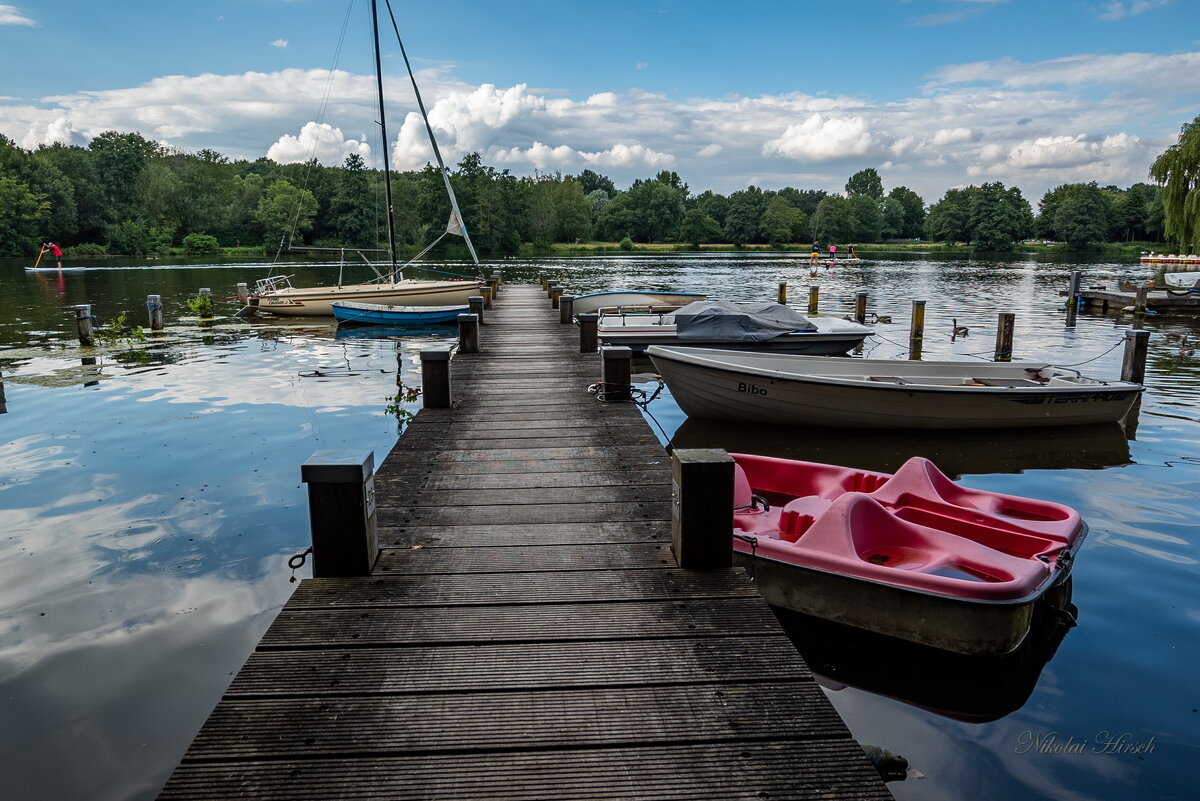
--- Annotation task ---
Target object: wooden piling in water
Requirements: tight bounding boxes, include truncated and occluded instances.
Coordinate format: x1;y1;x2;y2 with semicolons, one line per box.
457;314;480;354
854;290;868;324
468;295;484;324
420;349;452;408
300;451;379;578
236;282;249;302
551;286;563;309
147;295;164;331
600;346;632;402
909;300;925;360
808;285;819;315
671;449;734;569
578;312;598;353
1134;286;1149;317
1122;329;1151;383
560;294;575;324
777;281;787;305
994;312;1015;362
75;304;94;345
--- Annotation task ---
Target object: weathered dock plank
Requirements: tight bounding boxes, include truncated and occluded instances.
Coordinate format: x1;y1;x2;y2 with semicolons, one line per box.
156;284;892;801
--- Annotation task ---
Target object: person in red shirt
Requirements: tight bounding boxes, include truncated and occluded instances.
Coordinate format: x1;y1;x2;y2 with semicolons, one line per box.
43;242;63;269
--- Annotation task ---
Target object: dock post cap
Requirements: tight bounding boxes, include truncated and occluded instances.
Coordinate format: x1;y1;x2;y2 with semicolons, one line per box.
301;450;375;484
672;447;733;464
420;348;452;361
457;313;479;322
600;345;633;360
1125;329;1151;339
577;312;599;321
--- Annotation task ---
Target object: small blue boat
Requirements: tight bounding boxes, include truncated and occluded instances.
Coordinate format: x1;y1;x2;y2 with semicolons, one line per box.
331;300;470;326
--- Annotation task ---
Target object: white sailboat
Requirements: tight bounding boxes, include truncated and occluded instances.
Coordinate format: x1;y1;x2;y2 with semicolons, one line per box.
248;0;482;316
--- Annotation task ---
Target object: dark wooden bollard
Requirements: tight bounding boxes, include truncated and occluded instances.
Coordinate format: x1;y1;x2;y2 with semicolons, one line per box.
1122;329;1151;383
854;290;868;324
487;276;499;299
457;313;479;354
560;295;575;324
578;312;599;353
75;304;94;345
147;294;164;331
601;345;632;402
301;450;378;578
468;295;484;324
777;281;787;305
551;286;563;309
994;312;1015;362
481;285;493;309
671;449;734;569
420;348;452;408
492;272;502;292
546;279;559;299
909;300;925;360
539;272;547;290
808;285;819;315
1134;286;1149;317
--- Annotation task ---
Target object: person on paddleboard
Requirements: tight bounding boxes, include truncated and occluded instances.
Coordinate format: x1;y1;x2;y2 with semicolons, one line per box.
810;242;820;265
42;242;63;269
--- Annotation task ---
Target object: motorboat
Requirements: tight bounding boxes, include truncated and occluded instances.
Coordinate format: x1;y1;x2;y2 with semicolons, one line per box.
332;300;469;326
646;346;1143;428
597;300;872;354
730;453;1086;654
571;290;706;316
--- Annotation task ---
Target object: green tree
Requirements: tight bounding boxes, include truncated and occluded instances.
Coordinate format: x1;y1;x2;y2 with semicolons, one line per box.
724;186;766;245
327;153;376;247
680;208;723;247
888;186;926;238
925;188;975;244
553;178;592;241
969;182;1033;251
575;169;616;197
255;179;318;250
0;135;76;243
811;195;855;244
1150;114;1200;248
626;179;685;241
848;193;882;242
89;130;159;222
1052;184;1111;249
845;168;884;199
759;196;806;244
0;173;50;254
878;196;905;239
691;190;730;228
596;192;637;241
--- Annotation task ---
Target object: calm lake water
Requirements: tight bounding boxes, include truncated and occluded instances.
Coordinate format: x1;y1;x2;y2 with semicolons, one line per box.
1;252;1197;800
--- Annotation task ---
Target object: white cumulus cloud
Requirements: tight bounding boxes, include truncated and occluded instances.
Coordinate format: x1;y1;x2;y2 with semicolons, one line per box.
266;121;371;165
0;4;34;25
270;39;288;48
762;114;878;162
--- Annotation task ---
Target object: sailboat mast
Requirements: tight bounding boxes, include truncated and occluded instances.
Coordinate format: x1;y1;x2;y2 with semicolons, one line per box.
384;0;480;267
371;0;400;279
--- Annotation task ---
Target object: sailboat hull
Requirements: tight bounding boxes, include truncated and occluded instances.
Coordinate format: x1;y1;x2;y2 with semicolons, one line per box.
251;280;480;316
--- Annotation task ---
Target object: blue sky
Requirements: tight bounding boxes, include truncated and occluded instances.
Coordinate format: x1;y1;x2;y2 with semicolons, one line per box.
2;0;1199;202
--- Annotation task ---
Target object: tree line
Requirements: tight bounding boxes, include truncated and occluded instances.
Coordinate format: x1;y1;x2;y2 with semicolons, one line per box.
3;116;1197;258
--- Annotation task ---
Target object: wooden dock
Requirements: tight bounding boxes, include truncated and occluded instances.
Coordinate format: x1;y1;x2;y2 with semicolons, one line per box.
1081;287;1200;311
156;284;892;800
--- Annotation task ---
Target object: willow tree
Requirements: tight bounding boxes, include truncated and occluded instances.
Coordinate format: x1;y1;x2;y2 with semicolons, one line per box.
1150;115;1200;247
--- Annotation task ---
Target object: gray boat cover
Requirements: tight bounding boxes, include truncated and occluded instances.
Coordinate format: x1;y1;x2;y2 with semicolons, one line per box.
673;300;817;340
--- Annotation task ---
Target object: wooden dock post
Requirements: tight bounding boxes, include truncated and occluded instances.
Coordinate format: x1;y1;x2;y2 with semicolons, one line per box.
994;312;1015;362
671;449;734;569
600;345;632;402
538;272;547;290
420;348;452;408
468;295;484;324
777;281;787;304
560;294;575;324
481;285;493;309
236;282;249;302
147;295;164;331
808;285;820;315
854;290;868;324
74;304;94;345
551;286;563;309
493;270;502;287
546;279;559;299
578;311;599;353
1134;286;1149;318
300;450;378;578
457;313;479;354
909;300;925;360
1121;329;1151;383
489;274;501;297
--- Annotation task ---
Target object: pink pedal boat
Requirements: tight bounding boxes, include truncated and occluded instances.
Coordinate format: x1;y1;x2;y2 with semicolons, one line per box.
731;453;1086;655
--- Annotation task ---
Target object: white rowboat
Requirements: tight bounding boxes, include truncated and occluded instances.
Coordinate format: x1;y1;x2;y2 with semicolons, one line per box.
646;346;1143;429
571;290;706;316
